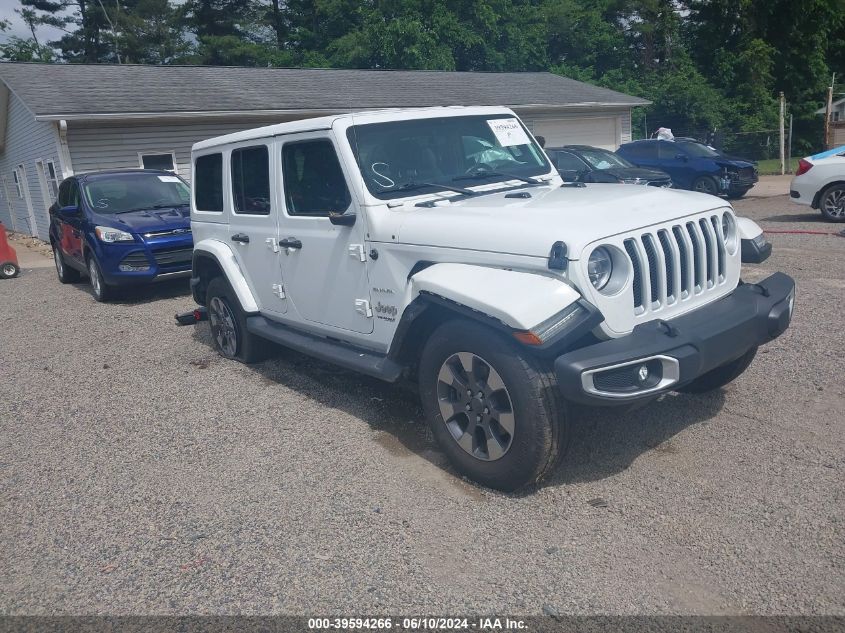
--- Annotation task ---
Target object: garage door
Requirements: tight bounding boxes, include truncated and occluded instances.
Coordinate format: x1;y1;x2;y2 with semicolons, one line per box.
531;117;618;150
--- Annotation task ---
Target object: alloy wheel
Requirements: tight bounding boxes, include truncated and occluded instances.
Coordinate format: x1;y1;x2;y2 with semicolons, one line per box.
88;259;102;297
823;189;845;218
694;178;716;195
209;296;238;357
53;248;64;278
436;352;515;461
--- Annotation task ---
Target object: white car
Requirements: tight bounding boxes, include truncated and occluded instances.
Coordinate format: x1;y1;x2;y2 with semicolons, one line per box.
790;146;845;221
182;106;795;491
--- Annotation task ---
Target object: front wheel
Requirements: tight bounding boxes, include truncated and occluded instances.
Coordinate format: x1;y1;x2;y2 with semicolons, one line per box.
677;346;758;394
87;256;112;302
819;184;845;222
418;319;566;491
53;245;80;283
692;176;719;196
1;262;19;279
205;276;268;363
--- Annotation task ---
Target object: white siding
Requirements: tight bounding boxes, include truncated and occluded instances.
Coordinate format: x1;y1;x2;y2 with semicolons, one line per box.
66;116;310;183
0;92;62;239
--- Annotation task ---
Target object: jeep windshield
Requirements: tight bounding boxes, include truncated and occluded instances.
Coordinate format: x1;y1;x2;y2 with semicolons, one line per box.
81;172;190;214
346;114;551;200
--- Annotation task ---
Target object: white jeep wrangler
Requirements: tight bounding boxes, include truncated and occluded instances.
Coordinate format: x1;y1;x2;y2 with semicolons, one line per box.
185;106;795;491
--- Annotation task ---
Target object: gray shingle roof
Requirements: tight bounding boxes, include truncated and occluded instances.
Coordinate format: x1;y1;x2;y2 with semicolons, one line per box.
0;62;648;119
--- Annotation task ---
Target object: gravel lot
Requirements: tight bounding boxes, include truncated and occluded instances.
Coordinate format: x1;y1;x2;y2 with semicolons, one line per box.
0;193;843;616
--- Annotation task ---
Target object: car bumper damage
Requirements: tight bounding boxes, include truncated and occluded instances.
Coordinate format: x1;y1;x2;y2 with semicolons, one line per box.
555;272;795;405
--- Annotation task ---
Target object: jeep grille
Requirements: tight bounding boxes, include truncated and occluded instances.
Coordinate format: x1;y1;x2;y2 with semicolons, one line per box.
623;214;728;316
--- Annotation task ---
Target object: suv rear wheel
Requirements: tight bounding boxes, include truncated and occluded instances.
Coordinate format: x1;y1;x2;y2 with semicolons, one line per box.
418;319;566;491
206;276;267;363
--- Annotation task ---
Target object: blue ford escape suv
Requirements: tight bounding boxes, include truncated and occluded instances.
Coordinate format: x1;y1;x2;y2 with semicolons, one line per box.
49;169;192;301
617;139;758;199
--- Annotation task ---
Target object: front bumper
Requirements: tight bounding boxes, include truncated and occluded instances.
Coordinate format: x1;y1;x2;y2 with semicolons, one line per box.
555;272;795;405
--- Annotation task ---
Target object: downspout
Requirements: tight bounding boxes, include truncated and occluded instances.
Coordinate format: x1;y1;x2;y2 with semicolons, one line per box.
56;120;74;177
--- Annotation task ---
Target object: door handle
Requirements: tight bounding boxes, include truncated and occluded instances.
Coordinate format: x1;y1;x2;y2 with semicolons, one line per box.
231;233;250;244
278;237;302;250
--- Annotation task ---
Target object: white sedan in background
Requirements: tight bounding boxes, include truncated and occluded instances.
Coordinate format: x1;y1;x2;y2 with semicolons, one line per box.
790;146;845;221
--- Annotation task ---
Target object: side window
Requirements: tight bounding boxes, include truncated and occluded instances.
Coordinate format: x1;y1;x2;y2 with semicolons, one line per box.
194;153;223;212
553;151;588;171
282;139;351;217
625;142;656;159
658;142;680;159
231;146;271;215
57;180;69;207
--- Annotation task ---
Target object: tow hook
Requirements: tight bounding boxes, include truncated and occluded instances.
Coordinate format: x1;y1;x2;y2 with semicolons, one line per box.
175;307;208;326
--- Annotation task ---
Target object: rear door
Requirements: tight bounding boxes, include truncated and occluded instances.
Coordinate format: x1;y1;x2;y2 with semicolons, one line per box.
275;133;373;335
55;179;84;264
225;142;288;315
657;141;696;188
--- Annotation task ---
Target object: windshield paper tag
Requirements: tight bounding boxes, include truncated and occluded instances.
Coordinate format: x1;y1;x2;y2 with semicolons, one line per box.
158;175;180;182
487;118;531;147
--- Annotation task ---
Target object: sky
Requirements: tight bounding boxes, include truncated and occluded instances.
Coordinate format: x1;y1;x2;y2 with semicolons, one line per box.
1;0;67;43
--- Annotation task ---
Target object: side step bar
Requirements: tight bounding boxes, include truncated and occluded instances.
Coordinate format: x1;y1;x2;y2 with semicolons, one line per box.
246;315;404;382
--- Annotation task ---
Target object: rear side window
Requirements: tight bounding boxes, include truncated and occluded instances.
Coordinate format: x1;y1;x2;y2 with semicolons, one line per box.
621;142;656;159
231;146;271;215
194;153;223;212
282;140;351;216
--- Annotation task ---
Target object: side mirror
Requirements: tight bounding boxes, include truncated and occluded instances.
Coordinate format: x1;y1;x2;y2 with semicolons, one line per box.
329;211;356;227
58;205;81;217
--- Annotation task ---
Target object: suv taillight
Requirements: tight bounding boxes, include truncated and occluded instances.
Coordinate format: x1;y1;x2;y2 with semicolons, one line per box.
796;158;813;176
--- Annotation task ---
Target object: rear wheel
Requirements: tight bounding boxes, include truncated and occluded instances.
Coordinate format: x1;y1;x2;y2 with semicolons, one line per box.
87;256;112;302
205;276;267;363
677;346;758;394
819;184;845;222
418;319;566;491
53;245;80;283
1;262;19;279
693;176;719;196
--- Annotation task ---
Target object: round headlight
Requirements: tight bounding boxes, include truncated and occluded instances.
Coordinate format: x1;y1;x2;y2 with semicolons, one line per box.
588;247;613;290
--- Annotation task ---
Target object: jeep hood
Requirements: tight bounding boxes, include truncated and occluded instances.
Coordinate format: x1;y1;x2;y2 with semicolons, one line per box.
394;184;726;260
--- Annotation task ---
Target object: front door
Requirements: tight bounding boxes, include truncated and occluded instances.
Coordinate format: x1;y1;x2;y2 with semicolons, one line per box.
225;142;287;315
276;133;373;335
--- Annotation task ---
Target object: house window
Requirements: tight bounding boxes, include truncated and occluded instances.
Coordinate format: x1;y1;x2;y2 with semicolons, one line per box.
46;161;60;201
194;153;223;212
139;152;177;172
231;146;271;215
13;168;23;198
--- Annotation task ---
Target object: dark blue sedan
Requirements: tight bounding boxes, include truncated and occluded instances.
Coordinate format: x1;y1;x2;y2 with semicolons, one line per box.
616;139;758;199
48;169;192;301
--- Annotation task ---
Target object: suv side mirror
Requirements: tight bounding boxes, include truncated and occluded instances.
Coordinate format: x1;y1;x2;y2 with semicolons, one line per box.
558;169;582;183
329;211;356;227
58;205;81;217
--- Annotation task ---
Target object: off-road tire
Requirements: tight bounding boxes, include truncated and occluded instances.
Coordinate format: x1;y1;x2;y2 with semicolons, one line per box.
53;245;81;283
418;318;567;492
677;346;758;394
87;255;112;302
692;175;719;196
205;276;267;363
819;184;845;222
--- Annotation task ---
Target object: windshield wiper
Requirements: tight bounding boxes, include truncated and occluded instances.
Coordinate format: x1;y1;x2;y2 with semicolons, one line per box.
152;203;189;209
377;181;475;196
453;170;543;186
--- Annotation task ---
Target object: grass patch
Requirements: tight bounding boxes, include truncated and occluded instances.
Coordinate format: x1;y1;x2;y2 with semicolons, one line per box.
756;158;799;175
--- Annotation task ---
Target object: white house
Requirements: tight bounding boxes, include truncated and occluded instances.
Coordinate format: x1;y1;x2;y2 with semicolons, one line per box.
0;62;648;239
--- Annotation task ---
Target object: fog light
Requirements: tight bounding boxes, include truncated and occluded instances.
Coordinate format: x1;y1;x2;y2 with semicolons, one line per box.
637;364;649;383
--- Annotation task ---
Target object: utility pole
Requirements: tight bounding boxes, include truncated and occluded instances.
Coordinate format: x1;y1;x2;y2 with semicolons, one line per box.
824;73;835;149
779;92;785;175
787;114;793;173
